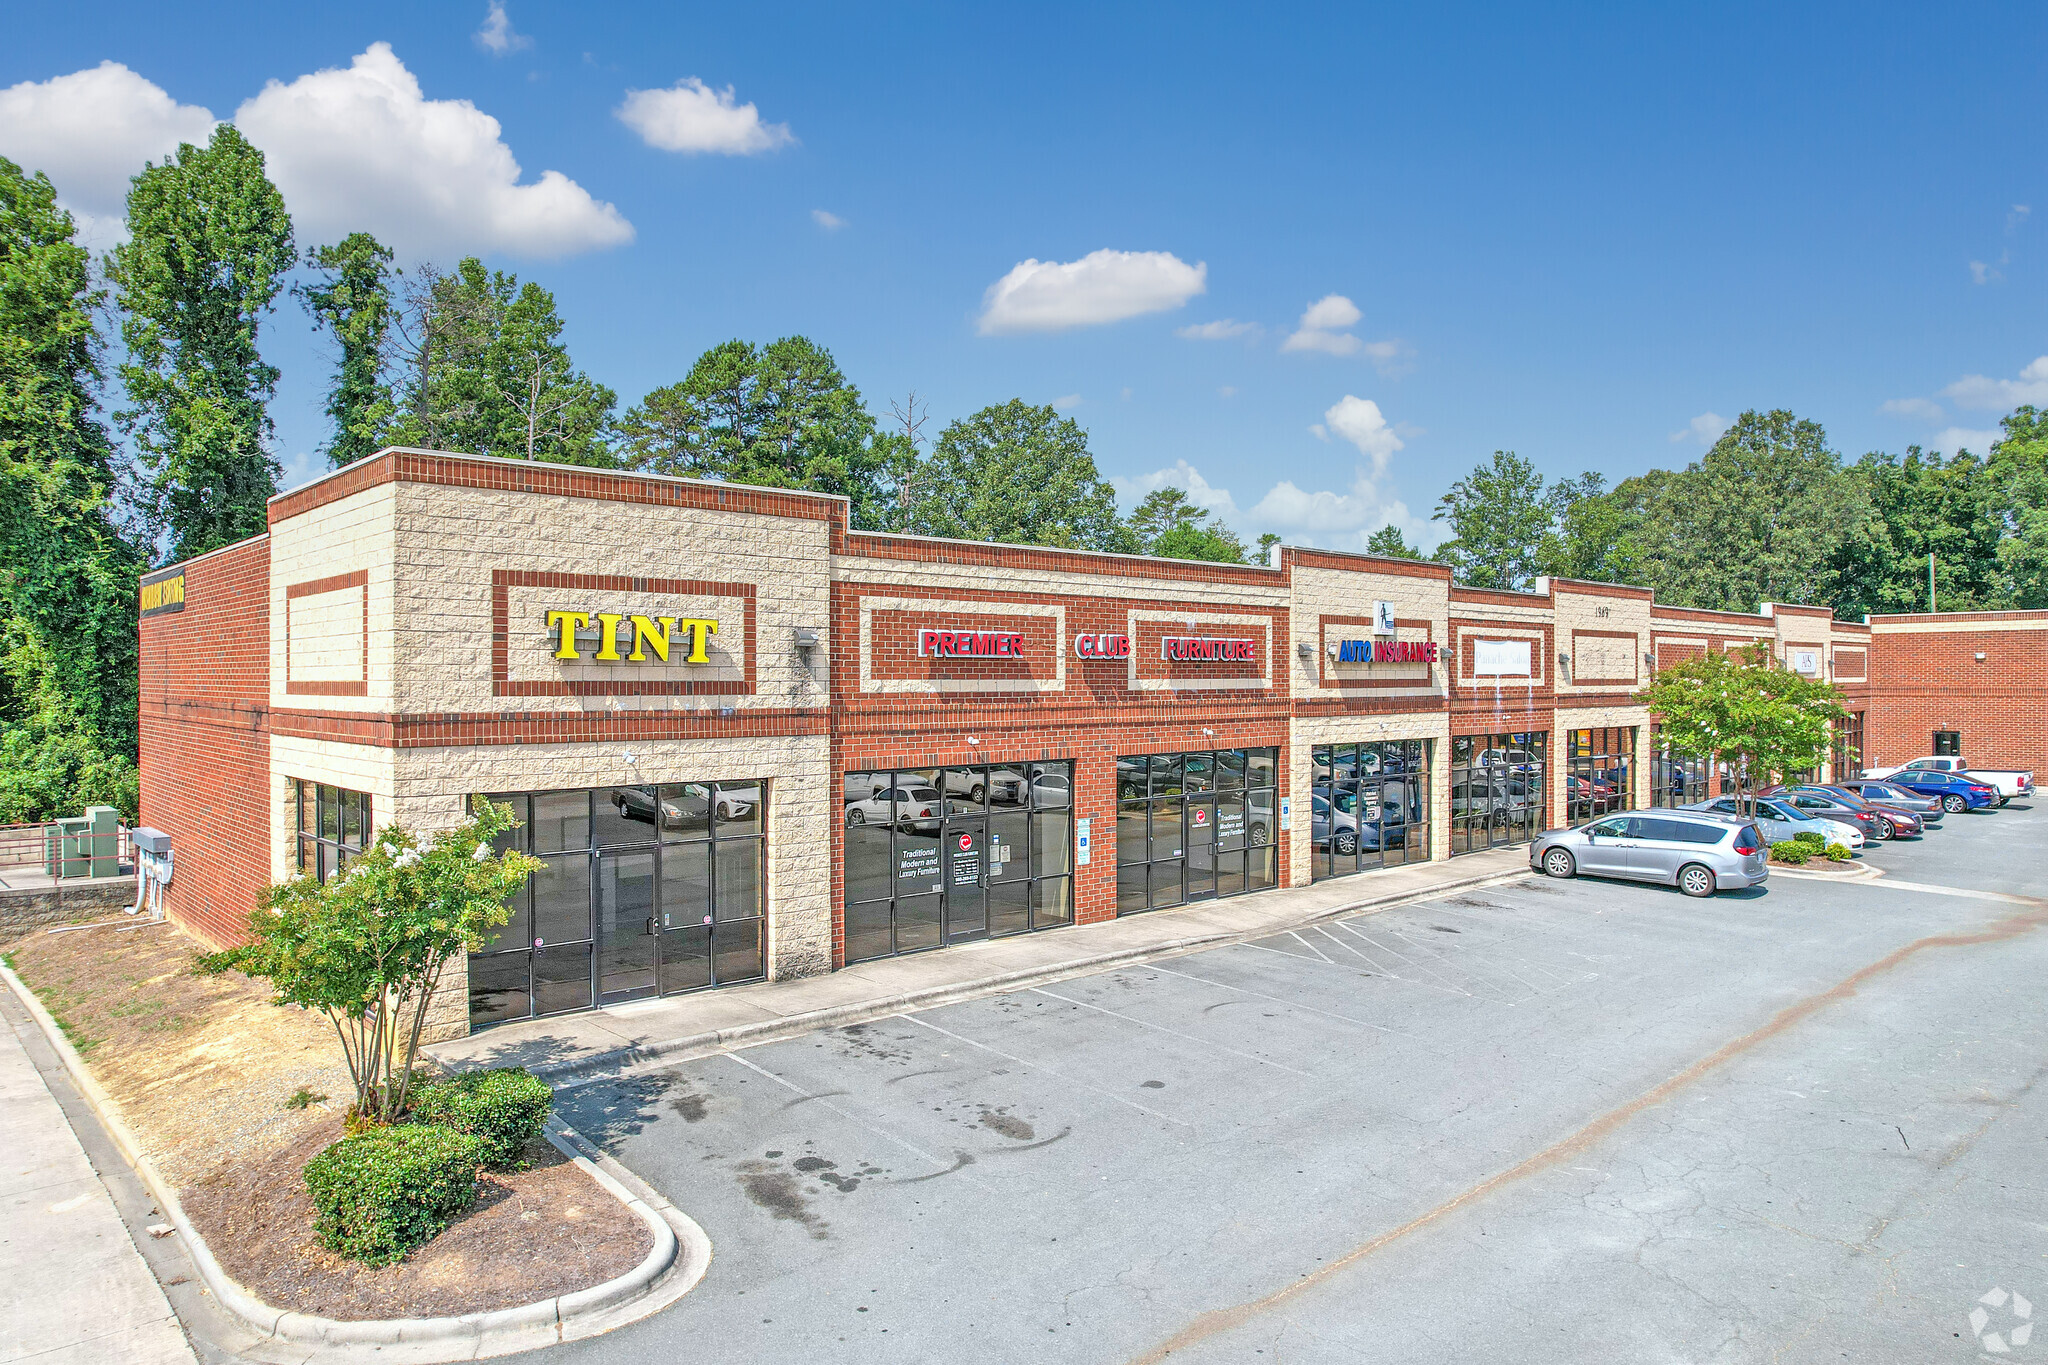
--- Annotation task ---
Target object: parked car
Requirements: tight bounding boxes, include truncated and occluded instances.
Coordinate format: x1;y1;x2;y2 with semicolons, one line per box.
1681;795;1864;849
1531;812;1768;898
1025;768;1071;807
1759;784;1924;840
1861;755;2033;803
1878;769;2002;813
1827;779;1944;820
845;783;944;831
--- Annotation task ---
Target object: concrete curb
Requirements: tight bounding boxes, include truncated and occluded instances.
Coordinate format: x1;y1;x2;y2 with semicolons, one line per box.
519;862;1536;1092
0;959;708;1362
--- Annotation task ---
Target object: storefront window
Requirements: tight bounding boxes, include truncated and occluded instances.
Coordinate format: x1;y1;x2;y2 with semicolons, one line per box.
1116;748;1279;914
1651;726;1712;808
1832;712;1865;779
1311;740;1432;881
1448;733;1546;855
293;780;371;882
843;762;1074;964
466;781;769;1029
1565;727;1637;823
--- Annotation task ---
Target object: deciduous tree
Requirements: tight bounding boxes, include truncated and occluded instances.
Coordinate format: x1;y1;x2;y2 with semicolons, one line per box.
1431;450;1552;589
109;125;294;559
1128;486;1247;563
297;232;397;468
1636;643;1848;817
901;400;1132;552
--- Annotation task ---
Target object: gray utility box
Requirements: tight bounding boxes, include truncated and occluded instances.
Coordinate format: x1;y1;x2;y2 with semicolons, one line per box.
130;827;173;856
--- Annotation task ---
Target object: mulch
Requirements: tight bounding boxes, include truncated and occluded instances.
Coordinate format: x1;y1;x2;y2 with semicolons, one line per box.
179;1116;654;1321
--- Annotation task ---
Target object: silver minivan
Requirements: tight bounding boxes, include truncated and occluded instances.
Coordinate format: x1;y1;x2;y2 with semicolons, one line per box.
1529;811;1769;898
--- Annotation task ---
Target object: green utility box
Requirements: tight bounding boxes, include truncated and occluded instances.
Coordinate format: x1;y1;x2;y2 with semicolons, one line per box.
42;806;122;879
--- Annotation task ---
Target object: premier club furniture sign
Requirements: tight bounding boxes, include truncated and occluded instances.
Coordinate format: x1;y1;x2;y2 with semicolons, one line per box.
919;628;1026;659
1162;635;1259;662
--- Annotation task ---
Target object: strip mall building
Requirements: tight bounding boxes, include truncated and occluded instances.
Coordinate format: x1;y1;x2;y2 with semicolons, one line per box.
137;449;2048;1038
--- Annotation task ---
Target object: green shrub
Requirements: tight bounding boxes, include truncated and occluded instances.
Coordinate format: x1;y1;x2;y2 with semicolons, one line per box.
303;1125;486;1265
1770;841;1810;865
409;1067;552;1169
1792;830;1826;849
1824;844;1852;862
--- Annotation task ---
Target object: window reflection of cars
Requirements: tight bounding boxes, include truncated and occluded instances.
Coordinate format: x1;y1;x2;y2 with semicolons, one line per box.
1244;790;1274;846
845;785;944;832
1312;793;1360;854
612;785;746;832
1116;759;1148;799
1027;771;1070;806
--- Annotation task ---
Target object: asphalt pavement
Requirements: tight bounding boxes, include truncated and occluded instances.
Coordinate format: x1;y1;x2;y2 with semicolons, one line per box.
544;801;2048;1365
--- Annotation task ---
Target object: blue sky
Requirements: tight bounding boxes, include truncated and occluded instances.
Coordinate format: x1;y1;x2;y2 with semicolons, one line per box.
6;2;2047;550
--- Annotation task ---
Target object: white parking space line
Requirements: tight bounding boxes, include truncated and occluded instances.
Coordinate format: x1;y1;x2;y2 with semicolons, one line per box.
720;1051;995;1189
1325;920;1475;996
896;1014;1192;1127
1863;878;2045;906
1286;929;1337;963
1029;987;1316;1077
1138;964;1414;1038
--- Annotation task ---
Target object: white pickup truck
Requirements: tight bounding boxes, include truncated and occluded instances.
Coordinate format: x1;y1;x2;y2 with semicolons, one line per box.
1860;755;2036;802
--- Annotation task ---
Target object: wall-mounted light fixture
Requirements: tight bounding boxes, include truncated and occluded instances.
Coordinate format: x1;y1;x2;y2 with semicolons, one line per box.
1202;727;1215;737
794;627;821;651
1296;641;1314;660
1975;651;1988;661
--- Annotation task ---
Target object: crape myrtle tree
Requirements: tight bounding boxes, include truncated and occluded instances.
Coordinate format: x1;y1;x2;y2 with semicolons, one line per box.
109;125;295;560
199;800;540;1124
1635;643;1848;818
900;400;1133;552
0;158;143;820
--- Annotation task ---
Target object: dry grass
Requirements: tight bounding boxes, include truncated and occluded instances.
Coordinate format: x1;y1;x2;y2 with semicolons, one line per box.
9;915;359;1185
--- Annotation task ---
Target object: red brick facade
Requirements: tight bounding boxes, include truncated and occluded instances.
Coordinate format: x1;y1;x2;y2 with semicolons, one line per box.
137;535;273;948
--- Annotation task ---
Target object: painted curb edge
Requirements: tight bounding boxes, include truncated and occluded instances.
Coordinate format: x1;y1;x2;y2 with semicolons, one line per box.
0;958;707;1360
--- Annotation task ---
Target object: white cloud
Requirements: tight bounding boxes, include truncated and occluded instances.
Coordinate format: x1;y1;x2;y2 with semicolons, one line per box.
616;77;794;155
475;2;533;56
1112;459;1240;517
1880;397;1943;420
1931;426;2003;457
1175;318;1259;341
1218;385;1238;399
1282;293;1362;354
976;248;1206;335
1943;355;2048;411
1050;393;1083;410
0;61;215;241
1970;259;1999;285
1315;395;1404;473
236;43;631;259
1281;293;1410;372
1668;412;1728;445
811;208;844;231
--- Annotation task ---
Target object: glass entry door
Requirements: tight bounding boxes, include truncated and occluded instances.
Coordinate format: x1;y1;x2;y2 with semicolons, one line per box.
1184;796;1217;901
943;817;988;942
597;847;658;1005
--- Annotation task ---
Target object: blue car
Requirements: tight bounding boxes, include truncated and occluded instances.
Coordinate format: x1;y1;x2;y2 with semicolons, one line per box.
1884;769;2000;813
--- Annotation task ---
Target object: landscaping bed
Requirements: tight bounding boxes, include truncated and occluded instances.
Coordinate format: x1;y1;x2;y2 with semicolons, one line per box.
6;915;652;1319
180;1116;651;1320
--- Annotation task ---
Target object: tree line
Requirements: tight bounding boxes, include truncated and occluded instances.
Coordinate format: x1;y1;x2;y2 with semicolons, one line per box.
1411;408;2048;618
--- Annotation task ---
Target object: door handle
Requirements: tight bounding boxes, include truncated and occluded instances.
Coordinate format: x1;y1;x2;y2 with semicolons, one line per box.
645;917;657;936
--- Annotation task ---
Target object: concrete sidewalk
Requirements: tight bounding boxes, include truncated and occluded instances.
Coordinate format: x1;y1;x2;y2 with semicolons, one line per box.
430;845;1534;1085
0;983;194;1365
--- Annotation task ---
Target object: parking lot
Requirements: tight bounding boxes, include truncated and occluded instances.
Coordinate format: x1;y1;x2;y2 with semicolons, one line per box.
550;801;2048;1364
